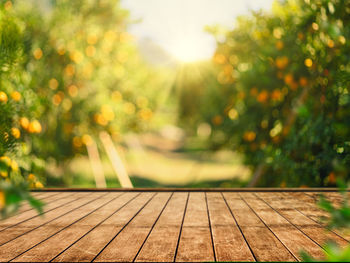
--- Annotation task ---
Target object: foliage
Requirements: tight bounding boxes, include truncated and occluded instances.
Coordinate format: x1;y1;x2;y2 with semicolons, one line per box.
0;2;44;218
8;0;168;173
318;181;350;229
0;181;43;218
188;0;350;186
1;0;169;215
301;181;350;262
301;241;350;262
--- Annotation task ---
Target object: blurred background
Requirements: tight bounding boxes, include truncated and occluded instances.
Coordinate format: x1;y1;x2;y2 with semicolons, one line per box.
1;0;349;192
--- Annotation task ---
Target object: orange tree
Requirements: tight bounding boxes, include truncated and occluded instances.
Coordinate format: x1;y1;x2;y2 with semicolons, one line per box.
200;0;350;186
0;2;43;217
10;0;165;181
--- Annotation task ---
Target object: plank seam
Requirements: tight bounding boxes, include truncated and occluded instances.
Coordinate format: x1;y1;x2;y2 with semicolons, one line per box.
254;193;325;251
0;192;108;248
204;192;217;262
0;192;85;237
279;193;350;243
303;192;319;202
133;192;174;262
91;192;158;262
49;192;141;262
173;192;189;262
295;208;350;243
239;193;299;262
9;192;115;262
1;192;75;223
221;192;257;262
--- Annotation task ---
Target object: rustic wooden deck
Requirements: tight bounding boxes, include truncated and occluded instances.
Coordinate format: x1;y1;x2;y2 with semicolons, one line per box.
0;189;349;262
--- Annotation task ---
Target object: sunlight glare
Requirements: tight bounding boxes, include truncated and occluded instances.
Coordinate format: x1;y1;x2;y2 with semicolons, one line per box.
122;0;274;63
171;37;214;63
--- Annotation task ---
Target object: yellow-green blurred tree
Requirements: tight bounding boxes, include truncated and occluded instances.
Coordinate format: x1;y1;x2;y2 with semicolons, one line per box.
199;0;350;186
8;0;166;180
0;2;44;217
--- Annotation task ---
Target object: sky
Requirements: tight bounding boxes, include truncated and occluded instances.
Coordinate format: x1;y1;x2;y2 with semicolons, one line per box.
121;0;274;62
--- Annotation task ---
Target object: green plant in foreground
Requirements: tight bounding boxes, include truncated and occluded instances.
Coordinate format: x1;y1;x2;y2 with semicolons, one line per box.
318;181;350;230
0;181;43;218
301;242;350;262
0;3;44;218
301;180;350;262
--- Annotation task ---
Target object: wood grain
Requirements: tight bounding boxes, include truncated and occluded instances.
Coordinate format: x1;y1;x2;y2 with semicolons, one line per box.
94;192;172;262
52;192;154;262
0;190;345;262
0;192;108;261
135;192;188;262
241;192;325;260
175;192;215;262
15;192;63;215
207;192;255;261
12;192;125;262
256;192;349;248
223;192;296;262
0;192;82;233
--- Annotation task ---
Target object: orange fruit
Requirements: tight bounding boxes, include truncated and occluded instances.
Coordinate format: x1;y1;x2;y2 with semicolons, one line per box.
28;173;36;181
28;120;42;133
257;91;269;103
11;127;20;139
276;40;284;50
284;74;294;85
20;117;29;130
212;115;223;126
243;131;256;142
0;191;5;209
35;182;44;188
304;58;313;67
299;77;308;86
275;56;289;69
11;91;21;102
0;91;8;103
0;156;11;167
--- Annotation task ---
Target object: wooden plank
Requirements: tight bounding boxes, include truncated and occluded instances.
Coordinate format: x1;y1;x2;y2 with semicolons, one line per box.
282;192;329;221
0;192;80;232
223;192;296;261
135;192;188;262
12;191;56;214
0;192;95;246
280;192;350;242
240;192;325;260
29;192;46;198
51;192;154;262
206;192;254;261
175;192;214;262
256;192;349;248
0;192;108;262
93;192;172;262
9;192;62;216
306;192;345;208
0;190;347;263
30;191;58;199
30;187;348;192
12;192;138;262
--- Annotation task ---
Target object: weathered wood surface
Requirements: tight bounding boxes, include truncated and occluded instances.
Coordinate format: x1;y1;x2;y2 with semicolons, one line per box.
0;190;348;262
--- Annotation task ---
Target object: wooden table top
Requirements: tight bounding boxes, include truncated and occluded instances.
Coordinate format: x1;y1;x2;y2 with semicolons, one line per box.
0;189;348;262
